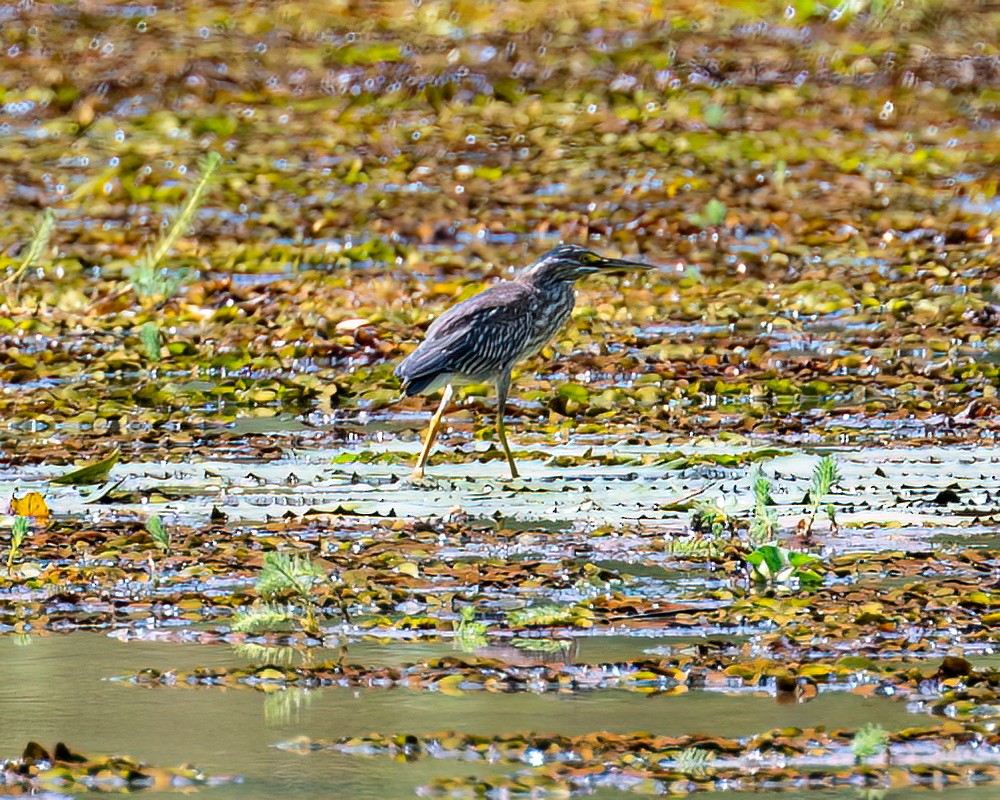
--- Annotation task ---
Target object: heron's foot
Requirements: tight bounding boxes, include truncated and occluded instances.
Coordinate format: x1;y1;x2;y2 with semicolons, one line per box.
402;466;443;487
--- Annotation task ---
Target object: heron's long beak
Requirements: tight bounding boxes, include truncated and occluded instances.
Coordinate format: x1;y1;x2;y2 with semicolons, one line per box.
593;254;653;274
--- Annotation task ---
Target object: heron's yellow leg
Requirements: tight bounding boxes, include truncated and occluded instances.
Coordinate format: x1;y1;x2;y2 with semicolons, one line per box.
412;383;454;480
495;372;519;479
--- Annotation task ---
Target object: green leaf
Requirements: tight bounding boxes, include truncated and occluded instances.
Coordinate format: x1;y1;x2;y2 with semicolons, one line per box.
705;198;727;227
556;383;590;403
339;43;403;65
746;544;822;586
50;449;120;486
747;544;785;574
810;455;840;504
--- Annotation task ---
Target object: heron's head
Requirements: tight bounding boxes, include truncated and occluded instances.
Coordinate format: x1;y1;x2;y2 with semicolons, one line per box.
517;244;650;286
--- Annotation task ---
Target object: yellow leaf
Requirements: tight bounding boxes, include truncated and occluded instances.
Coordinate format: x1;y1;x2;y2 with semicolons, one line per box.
9;491;49;519
797;664;834;678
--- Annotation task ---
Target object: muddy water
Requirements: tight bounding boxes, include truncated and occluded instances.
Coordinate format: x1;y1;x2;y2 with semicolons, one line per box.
0;633;938;799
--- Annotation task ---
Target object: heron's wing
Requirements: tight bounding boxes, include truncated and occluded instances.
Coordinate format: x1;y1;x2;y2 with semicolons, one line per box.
396;282;536;394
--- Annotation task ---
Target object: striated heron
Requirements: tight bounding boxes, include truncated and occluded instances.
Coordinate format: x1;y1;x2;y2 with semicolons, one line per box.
395;244;650;479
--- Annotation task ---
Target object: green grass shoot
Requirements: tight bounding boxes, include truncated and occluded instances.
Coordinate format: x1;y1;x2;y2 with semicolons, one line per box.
231;601;299;634
749;470;777;545
139;321;162;362
2;208;56;307
801;455;840;536
673;747;711;775
129;152;222;302
507;603;576;628
7;516;30;569
688;197;727;229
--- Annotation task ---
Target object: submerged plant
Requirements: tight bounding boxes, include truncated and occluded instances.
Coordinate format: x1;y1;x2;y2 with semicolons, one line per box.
511;637;577;657
7;516;30;569
129;152;222;303
264;686;315;726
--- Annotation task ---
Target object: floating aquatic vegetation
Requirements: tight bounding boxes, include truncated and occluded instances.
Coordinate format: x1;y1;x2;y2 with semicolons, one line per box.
0;741;240;793
278;724;1000;796
0;2;998;796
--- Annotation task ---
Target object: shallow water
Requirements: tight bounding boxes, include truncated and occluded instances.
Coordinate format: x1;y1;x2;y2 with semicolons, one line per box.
2;3;1000;795
0;633;952;799
3;443;999;537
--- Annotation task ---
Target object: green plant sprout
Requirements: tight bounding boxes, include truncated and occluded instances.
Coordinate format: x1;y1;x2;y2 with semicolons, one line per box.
139;321;162;362
690;499;739;539
146;515;171;554
749;470;778;546
688;197;727;229
129;152;222;302
232;552;334;636
671;747;711;776
703;103;724;128
232;641;299;667
800;455;840;536
664;535;723;558
231;601;301;635
746;543;823;587
7;516;30;569
772;158;788;190
453;606;488;652
852;722;890;765
2;208;56;307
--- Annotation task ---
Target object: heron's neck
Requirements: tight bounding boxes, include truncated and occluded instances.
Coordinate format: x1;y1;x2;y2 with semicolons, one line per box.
516;272;577;314
515;267;578;294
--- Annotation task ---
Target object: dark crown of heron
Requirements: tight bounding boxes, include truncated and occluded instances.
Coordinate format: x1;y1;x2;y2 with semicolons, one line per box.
515;244;609;287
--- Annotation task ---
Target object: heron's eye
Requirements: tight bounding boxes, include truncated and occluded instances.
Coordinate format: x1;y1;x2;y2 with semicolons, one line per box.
580;252;600;265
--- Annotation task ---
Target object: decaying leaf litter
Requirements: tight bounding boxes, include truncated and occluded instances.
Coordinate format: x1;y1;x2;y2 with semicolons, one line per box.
0;0;999;796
